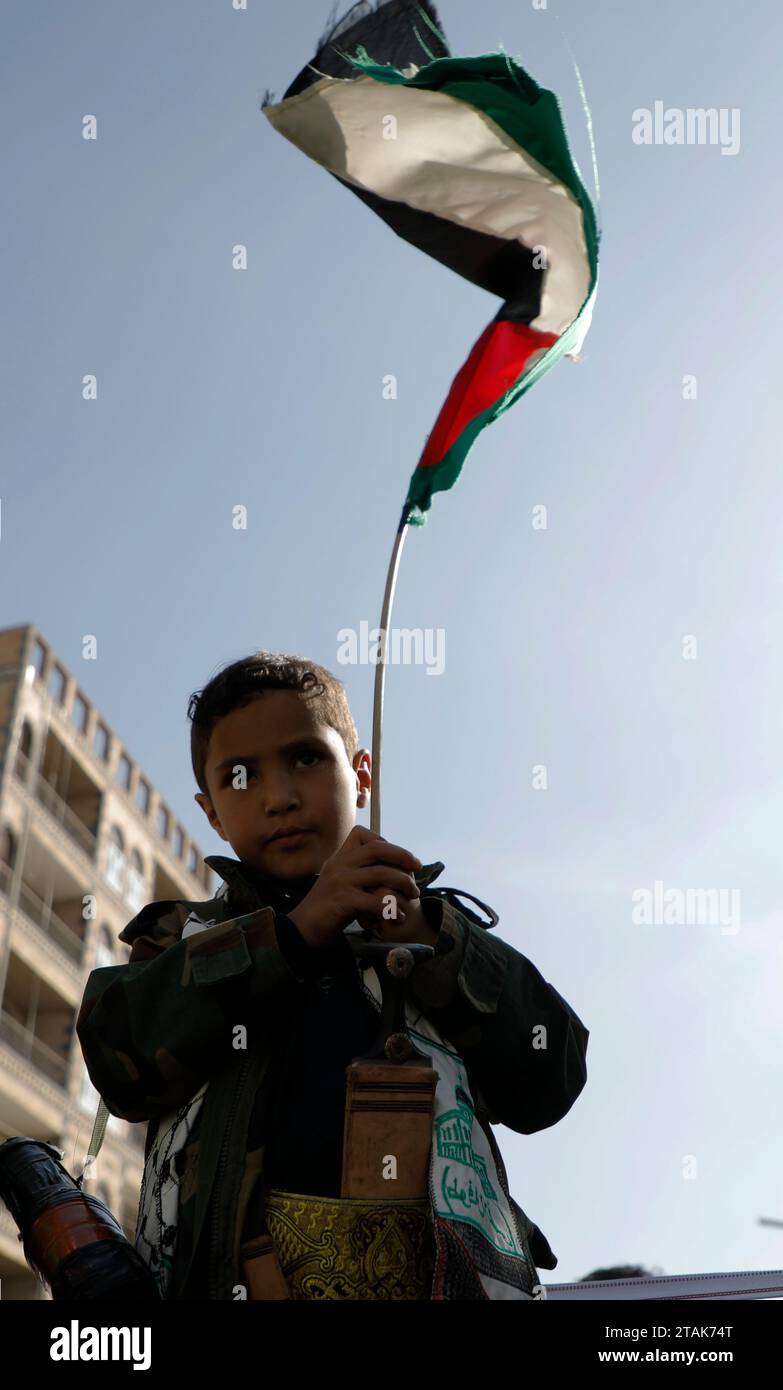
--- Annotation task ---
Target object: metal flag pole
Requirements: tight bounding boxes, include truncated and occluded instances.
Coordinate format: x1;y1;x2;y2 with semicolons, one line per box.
342;499;438;1214
369;503;413;835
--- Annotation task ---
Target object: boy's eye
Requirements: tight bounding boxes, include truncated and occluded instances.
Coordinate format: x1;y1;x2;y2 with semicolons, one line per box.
223;767;257;785
222;752;321;785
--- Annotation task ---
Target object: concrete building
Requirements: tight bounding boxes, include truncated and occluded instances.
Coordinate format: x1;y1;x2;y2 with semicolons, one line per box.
0;623;215;1298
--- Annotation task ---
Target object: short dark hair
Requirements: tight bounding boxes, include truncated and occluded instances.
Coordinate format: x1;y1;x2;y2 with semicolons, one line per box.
187;651;360;797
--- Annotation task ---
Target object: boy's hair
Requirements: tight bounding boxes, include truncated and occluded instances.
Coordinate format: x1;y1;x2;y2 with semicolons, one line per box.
187;651;360;797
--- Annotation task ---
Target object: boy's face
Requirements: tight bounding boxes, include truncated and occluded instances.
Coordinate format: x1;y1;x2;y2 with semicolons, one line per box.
194;690;371;886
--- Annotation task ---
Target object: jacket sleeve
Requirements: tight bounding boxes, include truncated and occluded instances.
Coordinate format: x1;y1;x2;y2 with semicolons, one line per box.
76;902;347;1124
409;893;589;1135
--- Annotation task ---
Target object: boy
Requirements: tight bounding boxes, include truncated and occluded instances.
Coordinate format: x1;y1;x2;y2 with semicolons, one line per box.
76;652;589;1301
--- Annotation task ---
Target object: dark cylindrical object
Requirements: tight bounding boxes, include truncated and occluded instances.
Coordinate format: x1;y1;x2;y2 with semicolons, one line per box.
0;1136;160;1300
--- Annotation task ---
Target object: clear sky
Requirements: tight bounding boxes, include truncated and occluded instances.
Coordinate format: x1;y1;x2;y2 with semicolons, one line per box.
2;0;782;1287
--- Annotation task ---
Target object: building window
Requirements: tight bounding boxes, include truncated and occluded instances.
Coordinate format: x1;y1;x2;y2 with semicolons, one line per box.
0;827;17;889
126;849;145;914
49;666;66;704
72;693;89;734
26;639;46;685
174;825;184;859
117;753;132;790
157;804;170;840
136;779;150;815
105;826;126;896
30;638;46;677
14;722;34;783
0;825;17;867
188;845;198;874
95;925;114;969
94;724;110;761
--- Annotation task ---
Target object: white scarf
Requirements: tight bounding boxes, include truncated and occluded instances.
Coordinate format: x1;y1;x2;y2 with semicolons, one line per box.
133;911;214;1298
134;1081;207;1299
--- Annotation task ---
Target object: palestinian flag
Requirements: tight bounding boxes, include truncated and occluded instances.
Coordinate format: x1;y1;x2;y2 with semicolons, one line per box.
263;0;599;524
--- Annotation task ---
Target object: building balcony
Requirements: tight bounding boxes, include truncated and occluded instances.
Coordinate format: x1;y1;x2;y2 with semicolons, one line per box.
0;860;84;967
0;1009;69;1088
14;747;98;861
32;771;97;858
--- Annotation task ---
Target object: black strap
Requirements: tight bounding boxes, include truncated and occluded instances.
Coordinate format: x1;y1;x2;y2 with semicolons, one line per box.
425;886;499;931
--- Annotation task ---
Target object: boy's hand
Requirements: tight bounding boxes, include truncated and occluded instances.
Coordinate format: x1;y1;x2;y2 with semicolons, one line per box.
370;894;440;947
286;825;423;949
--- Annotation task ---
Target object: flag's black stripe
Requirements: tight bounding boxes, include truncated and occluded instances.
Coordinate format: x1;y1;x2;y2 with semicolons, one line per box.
281;1;543;324
284;0;450;101
332;174;543;323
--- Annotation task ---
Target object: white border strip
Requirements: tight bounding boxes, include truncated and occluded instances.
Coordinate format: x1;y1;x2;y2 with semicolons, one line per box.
543;1268;783;1301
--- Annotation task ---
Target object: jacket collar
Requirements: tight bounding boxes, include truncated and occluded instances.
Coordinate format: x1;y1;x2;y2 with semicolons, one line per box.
204;853;445;915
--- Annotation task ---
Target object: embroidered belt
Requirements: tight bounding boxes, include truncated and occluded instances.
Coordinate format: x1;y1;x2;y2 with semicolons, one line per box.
261;1187;436;1300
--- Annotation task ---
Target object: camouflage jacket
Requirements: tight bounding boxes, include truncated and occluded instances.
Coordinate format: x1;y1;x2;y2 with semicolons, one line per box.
76;854;590;1300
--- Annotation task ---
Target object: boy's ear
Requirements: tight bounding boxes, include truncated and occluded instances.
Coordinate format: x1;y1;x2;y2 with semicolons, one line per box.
353;747;372;805
195;791;222;835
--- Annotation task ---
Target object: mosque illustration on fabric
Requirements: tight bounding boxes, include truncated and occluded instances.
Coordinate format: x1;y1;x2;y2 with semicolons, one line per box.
434;1085;498;1202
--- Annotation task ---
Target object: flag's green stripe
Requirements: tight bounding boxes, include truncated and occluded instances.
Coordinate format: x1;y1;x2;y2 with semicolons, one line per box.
403;281;598;526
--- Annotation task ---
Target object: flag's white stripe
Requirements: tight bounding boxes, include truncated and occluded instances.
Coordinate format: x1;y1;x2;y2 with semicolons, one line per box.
266;76;591;337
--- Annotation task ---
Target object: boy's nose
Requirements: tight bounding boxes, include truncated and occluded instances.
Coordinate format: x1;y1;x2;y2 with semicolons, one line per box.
263;784;300;814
